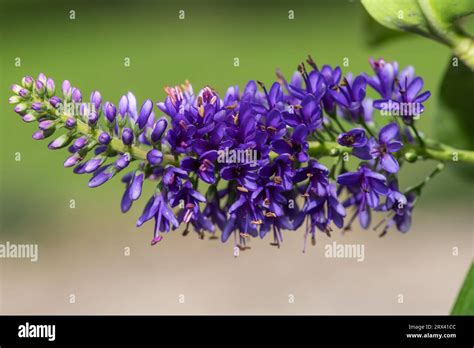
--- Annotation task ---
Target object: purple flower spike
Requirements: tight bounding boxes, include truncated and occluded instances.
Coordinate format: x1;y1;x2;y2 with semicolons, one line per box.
90;91;102;111
122;127;134;145
98;132;111;145
138;99;153;129
151;118;167;143
146;149;163;165
103;101;117;123
337;128;367;148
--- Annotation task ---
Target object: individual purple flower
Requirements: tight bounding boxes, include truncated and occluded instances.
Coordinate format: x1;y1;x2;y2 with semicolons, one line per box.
88;111;98;126
271;124;309;162
337;128;367;148
294;159;330;197
181;150;218;184
71;88;82;103
337;165;389;208
283;94;322;132
162;165;188;192
170;181;206;224
220;163;258;191
352;122;403;173
364;57;399;99
136;191;179;244
259;154;295;190
330;75;367;122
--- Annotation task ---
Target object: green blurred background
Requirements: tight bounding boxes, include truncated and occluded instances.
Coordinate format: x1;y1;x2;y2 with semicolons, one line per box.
0;0;472;314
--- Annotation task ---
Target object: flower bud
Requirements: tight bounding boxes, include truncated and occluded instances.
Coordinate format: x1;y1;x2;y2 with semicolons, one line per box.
103;101;117;123
62;80;72;99
84;154;107;173
138;99;153;129
122;127;134;145
118;95;128;117
22;113;38;123
32;128;54;140
48;134;73;149
31;102;44;112
9;96;22;104
72;88;82;102
46;78;55;97
35;81;46;96
129;171;144;200
146;149;163;165
90;91;102;111
88;165;116;187
38;119;56;130
49;96;62;108
98;132;111;145
11;84;23;95
37;73;47;85
115;153;131;170
14;103;28;114
88;111;98;127
64;153;82;167
73;136;88;150
65;117;76;129
22;76;34;90
151;118;168;143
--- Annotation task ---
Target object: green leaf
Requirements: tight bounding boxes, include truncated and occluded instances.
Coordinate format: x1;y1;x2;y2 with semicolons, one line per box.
451;263;474;315
361;0;474;69
434;58;474;179
363;10;409;46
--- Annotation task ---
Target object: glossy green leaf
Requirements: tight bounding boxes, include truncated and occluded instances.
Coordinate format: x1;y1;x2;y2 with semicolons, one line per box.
451;263;474;315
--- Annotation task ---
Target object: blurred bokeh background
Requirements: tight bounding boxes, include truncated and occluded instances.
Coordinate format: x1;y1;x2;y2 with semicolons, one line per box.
0;0;472;314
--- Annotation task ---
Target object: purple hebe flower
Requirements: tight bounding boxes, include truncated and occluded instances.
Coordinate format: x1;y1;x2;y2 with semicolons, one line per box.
337;165;389;208
337;128;367;148
352;122;403;173
9;56;431;252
